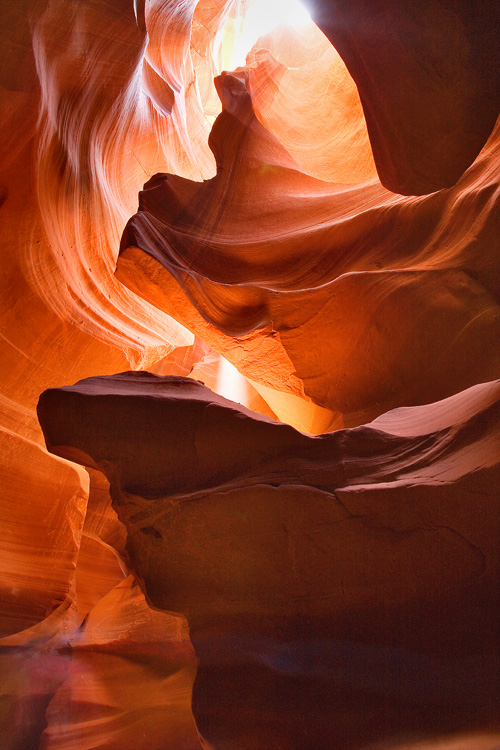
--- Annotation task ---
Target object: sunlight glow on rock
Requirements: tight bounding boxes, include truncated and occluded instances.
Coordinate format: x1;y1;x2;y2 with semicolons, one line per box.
215;355;249;406
225;0;313;69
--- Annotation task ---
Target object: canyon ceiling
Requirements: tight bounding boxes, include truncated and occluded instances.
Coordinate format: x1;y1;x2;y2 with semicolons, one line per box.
0;1;499;749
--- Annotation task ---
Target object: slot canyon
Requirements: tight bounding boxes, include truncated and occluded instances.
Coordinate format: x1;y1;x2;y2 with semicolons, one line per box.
1;1;499;749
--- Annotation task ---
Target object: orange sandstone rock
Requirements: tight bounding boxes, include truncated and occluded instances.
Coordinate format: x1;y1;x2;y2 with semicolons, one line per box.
39;577;203;750
0;0;499;747
308;0;500;194
38;372;500;749
0;429;87;640
118;71;500;425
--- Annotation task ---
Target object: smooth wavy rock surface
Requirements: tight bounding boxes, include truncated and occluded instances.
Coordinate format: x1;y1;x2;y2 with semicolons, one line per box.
244;23;377;183
308;0;500;195
38;371;500;749
118;70;500;426
39;576;203;750
1;0;500;747
0;428;88;640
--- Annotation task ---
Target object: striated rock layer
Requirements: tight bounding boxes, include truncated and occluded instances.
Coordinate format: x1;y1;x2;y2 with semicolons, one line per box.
38;372;500;749
39;576;203;750
1;0;499;747
118;70;500;427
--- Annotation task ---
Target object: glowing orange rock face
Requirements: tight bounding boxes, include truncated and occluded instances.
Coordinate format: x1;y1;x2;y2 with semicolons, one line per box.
245;22;377;183
0;0;499;747
118;70;500;426
37;373;500;748
0;429;87;640
307;0;500;195
39;577;203;750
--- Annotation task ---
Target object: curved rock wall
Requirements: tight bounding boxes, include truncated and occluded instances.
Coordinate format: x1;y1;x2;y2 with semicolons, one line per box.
0;0;499;748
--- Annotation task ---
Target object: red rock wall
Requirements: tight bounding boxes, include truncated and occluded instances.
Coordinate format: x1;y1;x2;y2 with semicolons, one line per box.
0;0;499;748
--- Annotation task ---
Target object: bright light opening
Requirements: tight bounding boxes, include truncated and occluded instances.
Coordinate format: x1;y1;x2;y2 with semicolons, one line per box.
215;355;249;405
224;0;313;69
243;0;312;38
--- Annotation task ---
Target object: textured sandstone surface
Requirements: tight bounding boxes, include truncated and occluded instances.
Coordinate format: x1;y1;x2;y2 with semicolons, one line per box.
0;0;499;747
38;372;500;748
39;576;203;750
118;69;500;425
